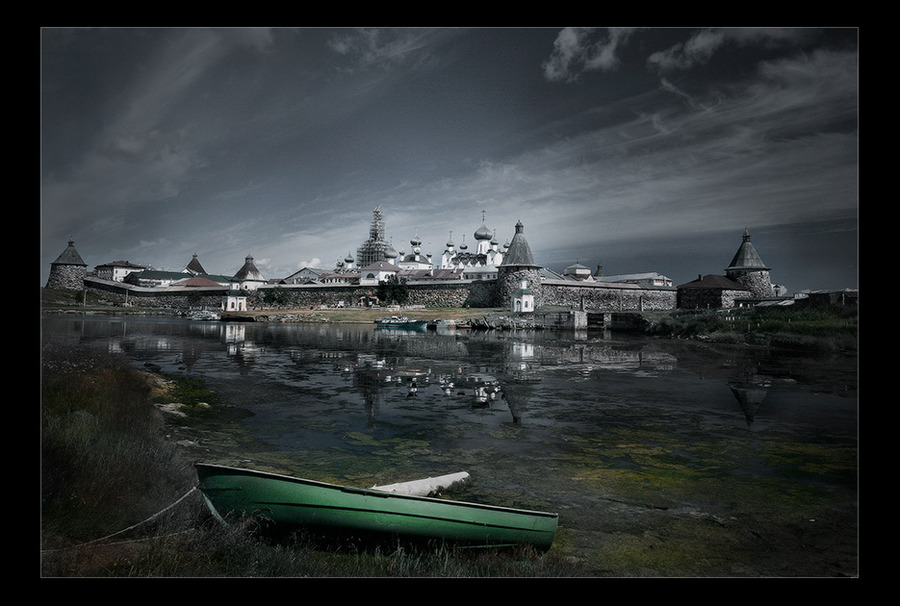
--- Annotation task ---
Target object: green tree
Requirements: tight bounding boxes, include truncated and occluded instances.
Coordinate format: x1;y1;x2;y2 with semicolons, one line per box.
377;274;408;305
262;287;290;307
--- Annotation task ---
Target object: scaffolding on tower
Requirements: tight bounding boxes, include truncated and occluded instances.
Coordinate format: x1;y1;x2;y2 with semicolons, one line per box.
356;206;390;267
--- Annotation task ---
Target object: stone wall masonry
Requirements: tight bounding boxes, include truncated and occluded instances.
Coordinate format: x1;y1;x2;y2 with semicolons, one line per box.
254;284;369;309
47;265;87;291
677;288;749;310
83;276;676;312
497;268;544;308
537;310;588;329
541;281;676;312
731;270;775;298
248;281;498;310
86;278;226;309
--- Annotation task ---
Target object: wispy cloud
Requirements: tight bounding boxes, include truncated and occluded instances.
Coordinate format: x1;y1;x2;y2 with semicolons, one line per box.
543;27;639;81
648;27;810;73
327;28;438;69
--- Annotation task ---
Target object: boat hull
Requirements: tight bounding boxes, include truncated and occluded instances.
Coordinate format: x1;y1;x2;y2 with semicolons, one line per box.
374;316;429;330
195;464;558;550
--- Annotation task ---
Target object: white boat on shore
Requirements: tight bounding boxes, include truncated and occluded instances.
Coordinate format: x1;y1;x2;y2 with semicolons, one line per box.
185;310;221;321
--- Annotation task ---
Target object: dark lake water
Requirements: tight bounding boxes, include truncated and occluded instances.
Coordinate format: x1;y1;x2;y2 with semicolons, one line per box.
41;314;859;576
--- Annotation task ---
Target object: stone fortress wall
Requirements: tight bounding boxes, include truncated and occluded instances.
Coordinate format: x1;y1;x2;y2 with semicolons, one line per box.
540;280;676;312
84;275;674;313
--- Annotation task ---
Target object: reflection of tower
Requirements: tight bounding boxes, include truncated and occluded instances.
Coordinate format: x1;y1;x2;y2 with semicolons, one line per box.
356;206;390;267
353;357;392;427
728;359;770;428
498;221;543;309
499;339;539;424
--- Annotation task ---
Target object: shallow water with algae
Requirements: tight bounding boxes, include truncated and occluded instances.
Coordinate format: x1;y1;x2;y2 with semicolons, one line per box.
42;315;857;576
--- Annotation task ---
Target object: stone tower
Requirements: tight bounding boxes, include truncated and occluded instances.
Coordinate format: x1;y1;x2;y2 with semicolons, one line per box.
725;229;775;298
46;238;87;290
234;255;266;290
498;220;543;309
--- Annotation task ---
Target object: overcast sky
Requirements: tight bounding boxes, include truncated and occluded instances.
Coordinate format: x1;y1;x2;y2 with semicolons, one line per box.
40;27;858;293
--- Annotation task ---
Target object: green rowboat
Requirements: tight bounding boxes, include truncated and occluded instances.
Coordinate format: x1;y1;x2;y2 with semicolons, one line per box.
374;316;429;330
195;463;558;550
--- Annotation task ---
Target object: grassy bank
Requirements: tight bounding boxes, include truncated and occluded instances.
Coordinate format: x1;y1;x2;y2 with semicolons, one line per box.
223;306;504;324
640;306;858;352
40;343;584;577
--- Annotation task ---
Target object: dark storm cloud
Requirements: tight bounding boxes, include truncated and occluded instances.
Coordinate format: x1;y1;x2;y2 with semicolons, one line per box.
41;27;857;292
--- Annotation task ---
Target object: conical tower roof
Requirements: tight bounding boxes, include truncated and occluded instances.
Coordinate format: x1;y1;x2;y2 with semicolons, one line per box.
185;253;207;275
500;221;539;267
726;229;769;271
234;255;266;281
51;238;87;267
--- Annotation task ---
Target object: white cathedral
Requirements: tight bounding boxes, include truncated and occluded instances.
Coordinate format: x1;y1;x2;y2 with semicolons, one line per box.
333;208;509;281
436;211;509;281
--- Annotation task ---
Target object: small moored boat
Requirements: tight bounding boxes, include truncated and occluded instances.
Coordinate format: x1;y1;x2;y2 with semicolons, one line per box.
195;463;558;550
184;309;221;321
374;316;428;330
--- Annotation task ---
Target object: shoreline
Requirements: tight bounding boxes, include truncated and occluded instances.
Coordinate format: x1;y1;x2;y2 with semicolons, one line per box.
41;302;858;353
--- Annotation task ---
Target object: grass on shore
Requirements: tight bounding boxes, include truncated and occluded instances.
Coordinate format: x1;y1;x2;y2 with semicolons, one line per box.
40;343;583;577
641;306;858;352
228;306;504;324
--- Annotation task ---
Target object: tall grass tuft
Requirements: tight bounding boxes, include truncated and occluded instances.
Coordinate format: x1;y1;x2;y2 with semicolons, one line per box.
41;344;199;547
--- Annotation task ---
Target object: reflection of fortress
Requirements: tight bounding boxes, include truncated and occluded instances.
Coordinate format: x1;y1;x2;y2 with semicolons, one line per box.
47;207;796;313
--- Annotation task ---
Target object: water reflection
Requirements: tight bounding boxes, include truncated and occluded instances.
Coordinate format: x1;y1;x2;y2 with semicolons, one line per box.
339;342;515;426
41;316;856;436
728;360;772;427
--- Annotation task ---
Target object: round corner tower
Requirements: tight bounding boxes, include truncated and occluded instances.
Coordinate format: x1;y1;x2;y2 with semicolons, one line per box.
46;238;87;290
497;220;543;308
725;229;775;298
